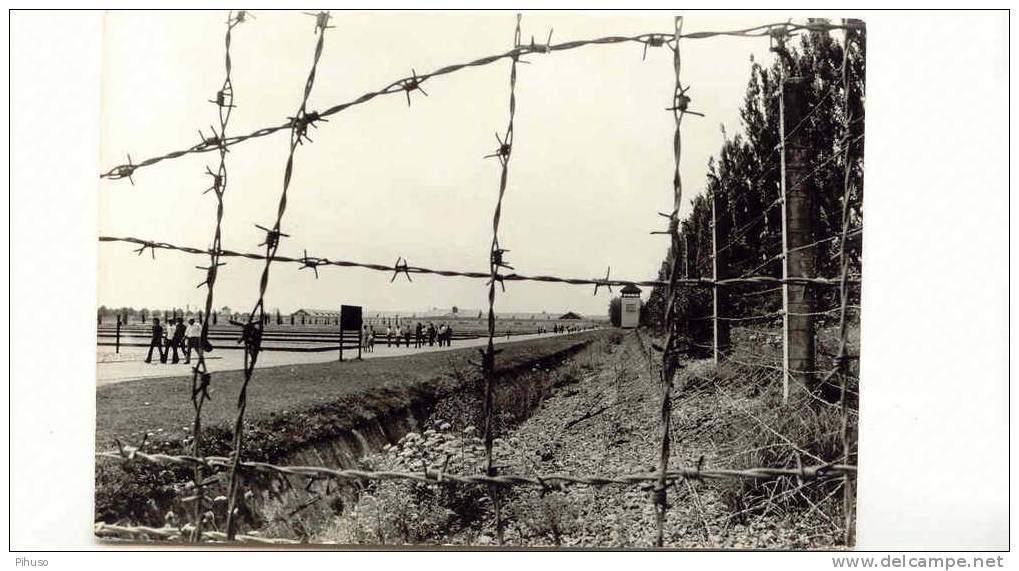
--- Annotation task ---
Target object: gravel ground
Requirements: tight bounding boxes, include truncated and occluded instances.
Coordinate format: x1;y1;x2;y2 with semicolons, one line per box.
310;330;847;548
474;331;844;548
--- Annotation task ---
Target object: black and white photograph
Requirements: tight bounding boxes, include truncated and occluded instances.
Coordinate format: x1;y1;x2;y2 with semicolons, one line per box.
89;10;866;548
7;7;1011;561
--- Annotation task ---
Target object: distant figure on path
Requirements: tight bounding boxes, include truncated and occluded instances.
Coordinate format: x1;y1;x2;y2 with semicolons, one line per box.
414;322;423;348
386;326;393;347
446;324;454;347
438;324;447;347
184;318;202;364
161;320;175;363
427;322;436;346
145;318;165;364
404;326;412;348
170;318;187;364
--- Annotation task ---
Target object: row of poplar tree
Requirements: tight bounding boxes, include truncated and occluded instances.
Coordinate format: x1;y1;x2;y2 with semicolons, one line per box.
643;22;866;344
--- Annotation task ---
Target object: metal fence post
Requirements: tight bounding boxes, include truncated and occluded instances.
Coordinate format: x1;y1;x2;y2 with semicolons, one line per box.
711;189;732;364
338;322;345;362
711;192;720;365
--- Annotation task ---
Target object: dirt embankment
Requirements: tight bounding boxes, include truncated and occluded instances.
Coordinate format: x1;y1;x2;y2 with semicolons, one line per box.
97;329;849;548
95;332;602;527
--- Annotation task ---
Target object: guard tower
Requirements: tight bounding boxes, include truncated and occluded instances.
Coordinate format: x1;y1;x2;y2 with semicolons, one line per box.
619;284;642;328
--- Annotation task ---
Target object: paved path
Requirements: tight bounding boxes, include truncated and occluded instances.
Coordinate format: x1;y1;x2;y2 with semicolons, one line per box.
95;331;593;386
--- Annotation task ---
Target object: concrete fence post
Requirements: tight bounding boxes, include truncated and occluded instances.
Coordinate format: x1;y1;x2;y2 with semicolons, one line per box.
782;75;816;398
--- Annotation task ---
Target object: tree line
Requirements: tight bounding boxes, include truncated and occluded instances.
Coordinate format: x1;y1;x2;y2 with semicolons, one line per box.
642;22;865;345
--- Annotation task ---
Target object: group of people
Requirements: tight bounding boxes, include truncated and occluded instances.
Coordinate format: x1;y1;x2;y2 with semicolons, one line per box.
534;324;583;335
144;317;204;364
359;322;454;353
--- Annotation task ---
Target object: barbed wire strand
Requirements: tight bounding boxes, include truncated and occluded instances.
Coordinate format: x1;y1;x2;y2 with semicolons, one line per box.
709;197;783;260
700;128;865;272
94;445;856;544
696;75;854;269
224;11;331;541
187;10;247;542
714;381;824;463
651;16;689;548
731;285;783;298
480;13;523;546
98;235;860;289
99;20;861;182
738;226;863;279
688;302;861;323
94;522;300;545
96;448;856;487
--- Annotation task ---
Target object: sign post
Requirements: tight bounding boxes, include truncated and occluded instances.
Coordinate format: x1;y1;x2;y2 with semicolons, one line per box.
340;305;363;361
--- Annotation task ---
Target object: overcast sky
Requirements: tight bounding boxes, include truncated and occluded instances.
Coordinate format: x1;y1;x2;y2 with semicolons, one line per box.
98;10;783;316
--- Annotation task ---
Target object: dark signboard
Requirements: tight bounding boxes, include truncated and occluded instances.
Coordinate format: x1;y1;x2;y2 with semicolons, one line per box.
340;305;363;331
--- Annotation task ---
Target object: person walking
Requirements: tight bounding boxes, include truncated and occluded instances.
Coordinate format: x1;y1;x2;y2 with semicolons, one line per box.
145;318;165;364
170;318;187;364
446;324;454;346
160;320;174;363
427;322;436;346
184;318;202;364
404;325;412;348
386;325;393;347
437;323;447;347
414;322;423;348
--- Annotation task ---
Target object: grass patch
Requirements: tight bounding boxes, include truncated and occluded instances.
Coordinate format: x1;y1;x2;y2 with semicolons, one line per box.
677;324;859;545
95;331;606;527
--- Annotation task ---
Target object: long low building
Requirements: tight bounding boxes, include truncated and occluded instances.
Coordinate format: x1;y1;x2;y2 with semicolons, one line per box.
290;309;341;325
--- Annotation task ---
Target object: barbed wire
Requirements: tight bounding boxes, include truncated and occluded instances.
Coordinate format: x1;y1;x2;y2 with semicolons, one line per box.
697;117;866;273
708;197;783;261
185;10;248;543
96;14;865;546
96;448;856;487
691;310;784;323
749;78;843;177
694;70;854;270
649;16;691;548
478;13;525;546
94;522;299;545
223;11;331;540
704;128;865;272
98;235;860;289
738;226;863;279
99;19;861;182
731;285;783;298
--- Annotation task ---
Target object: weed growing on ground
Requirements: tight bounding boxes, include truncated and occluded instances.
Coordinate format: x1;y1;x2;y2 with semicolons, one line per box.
316;421;499;544
702;357;854;543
